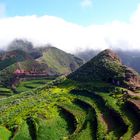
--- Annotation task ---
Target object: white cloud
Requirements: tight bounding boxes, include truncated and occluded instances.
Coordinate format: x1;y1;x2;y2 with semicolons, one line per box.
0;3;6;17
81;0;92;8
0;4;140;53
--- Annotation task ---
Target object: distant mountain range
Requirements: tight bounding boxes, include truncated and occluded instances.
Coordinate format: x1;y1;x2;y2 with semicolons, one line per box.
0;39;83;87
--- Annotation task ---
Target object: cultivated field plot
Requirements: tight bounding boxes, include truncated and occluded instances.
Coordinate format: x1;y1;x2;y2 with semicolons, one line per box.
16;78;55;93
0;85;13;99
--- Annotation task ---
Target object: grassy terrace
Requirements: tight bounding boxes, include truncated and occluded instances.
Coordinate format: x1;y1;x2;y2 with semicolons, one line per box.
16;77;55;93
0;78;140;140
0;85;13;99
0;77;56;99
99;92;140;139
71;91;127;140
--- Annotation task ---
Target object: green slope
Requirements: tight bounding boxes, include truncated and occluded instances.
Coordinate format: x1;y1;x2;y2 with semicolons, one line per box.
68;49;140;90
0;59;52;87
37;47;83;74
0;46;83;89
0;77;139;140
0;49;140;140
0;50;31;71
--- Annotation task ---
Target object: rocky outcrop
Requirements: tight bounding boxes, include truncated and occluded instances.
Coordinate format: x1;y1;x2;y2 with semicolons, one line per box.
124;66;140;89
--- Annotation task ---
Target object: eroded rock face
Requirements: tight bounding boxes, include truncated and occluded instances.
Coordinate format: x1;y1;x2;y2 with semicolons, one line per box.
68;49;140;90
124;66;140;89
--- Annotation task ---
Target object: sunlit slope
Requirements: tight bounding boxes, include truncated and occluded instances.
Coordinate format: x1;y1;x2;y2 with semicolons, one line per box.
37;47;83;74
0;77;140;140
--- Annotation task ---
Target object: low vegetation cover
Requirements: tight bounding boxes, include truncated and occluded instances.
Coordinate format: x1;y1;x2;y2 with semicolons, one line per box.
0;77;140;140
0;49;140;140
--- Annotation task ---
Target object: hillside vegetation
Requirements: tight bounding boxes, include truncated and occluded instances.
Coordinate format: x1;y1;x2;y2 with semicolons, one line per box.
37;47;83;74
0;77;140;140
0;49;140;140
0;39;83;88
69;49;140;90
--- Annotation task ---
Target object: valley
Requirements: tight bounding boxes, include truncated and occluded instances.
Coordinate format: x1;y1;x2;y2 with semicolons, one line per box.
1;0;140;139
0;45;140;140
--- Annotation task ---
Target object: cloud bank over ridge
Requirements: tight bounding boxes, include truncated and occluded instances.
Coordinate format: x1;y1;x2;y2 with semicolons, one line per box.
0;4;140;52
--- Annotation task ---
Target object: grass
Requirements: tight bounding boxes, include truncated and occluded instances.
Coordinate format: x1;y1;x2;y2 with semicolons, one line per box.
0;85;13;99
0;126;12;140
37;47;82;74
16;78;54;93
12;121;32;140
70;99;97;140
58;102;87;133
75;96;108;140
36;116;70;140
98;92;140;140
70;89;132;140
0;78;139;140
70;112;95;140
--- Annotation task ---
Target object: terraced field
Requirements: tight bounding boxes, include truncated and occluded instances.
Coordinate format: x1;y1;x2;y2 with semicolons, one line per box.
16;77;55;93
0;85;13;99
0;77;55;99
0;78;140;140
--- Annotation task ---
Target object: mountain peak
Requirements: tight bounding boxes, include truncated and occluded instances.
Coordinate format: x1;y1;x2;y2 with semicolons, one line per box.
8;39;34;52
68;49;140;90
95;49;121;63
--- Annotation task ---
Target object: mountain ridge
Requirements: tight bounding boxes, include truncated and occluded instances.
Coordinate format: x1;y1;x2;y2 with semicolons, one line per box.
0;39;84;87
76;49;140;73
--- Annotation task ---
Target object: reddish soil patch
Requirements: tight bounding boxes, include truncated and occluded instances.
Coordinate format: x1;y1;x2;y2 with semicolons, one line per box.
132;132;140;140
128;90;140;98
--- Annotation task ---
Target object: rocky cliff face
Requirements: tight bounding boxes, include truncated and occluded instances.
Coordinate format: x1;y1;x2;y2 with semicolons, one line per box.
68;49;140;90
124;66;140;88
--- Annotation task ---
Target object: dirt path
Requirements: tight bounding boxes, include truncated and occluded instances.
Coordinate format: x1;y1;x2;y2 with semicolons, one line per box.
126;90;140;110
128;99;140;110
127;90;140;98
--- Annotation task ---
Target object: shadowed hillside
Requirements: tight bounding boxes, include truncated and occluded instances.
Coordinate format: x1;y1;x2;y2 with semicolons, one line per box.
69;49;140;90
76;49;140;73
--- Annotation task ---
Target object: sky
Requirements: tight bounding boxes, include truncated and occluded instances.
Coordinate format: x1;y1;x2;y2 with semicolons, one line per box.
0;0;140;52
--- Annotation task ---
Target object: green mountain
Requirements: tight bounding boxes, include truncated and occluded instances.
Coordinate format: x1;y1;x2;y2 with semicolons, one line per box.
76;49;140;74
69;49;140;90
6;39;83;75
0;49;140;140
37;46;83;74
0;40;83;89
0;49;32;71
